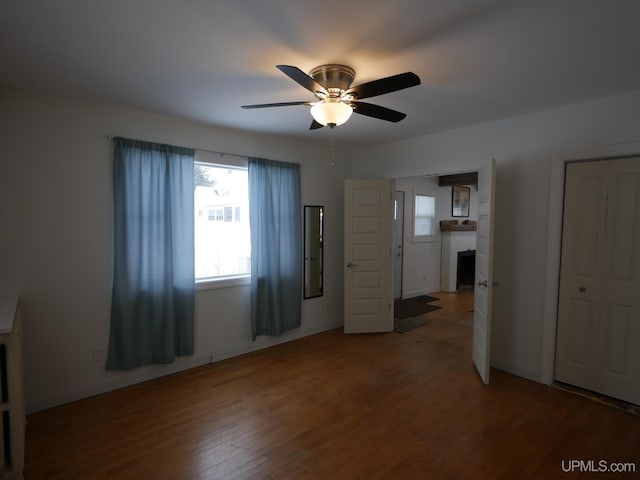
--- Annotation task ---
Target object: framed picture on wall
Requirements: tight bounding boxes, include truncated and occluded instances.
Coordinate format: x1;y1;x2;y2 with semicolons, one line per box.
452;185;470;217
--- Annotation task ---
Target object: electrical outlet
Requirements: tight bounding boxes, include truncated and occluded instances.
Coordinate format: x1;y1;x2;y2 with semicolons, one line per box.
93;347;105;362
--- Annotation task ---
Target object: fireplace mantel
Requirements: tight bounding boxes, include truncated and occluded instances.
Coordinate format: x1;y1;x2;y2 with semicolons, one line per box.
440;219;477;232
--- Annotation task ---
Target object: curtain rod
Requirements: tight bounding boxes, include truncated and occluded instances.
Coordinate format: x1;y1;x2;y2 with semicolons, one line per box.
106;134;249;160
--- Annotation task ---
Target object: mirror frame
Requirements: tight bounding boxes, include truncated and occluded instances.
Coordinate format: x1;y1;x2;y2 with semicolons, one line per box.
303;205;324;299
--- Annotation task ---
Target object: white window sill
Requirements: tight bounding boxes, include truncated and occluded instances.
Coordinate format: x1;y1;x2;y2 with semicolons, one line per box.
412;235;436;243
196;275;251;291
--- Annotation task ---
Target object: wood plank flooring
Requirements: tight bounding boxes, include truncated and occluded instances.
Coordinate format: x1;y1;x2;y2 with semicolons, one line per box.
25;292;640;479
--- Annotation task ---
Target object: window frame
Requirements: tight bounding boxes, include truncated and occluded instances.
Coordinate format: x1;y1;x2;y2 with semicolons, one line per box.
412;192;436;243
194;152;251;290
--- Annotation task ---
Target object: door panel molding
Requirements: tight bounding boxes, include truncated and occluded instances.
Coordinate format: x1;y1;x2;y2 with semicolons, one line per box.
344;179;394;334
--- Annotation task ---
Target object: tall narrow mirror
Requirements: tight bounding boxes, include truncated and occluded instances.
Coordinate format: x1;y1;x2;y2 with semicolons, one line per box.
304;205;324;299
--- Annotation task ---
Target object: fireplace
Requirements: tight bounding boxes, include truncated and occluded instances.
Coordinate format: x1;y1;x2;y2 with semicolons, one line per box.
456;250;476;290
440;230;477;292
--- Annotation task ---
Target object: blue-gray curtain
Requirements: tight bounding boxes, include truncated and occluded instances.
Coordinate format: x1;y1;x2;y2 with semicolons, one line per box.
248;157;302;340
107;137;195;370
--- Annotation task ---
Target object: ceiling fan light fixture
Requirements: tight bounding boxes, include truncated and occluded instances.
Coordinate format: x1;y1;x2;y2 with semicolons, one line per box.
310;100;353;127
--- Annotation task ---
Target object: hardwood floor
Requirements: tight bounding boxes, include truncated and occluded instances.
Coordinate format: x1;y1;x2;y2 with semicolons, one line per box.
26;292;640;479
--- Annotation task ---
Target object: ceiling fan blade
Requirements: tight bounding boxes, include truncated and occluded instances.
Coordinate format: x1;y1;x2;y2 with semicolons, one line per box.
241;101;312;109
309;119;324;130
347;72;420;100
352;101;407;122
276;65;328;95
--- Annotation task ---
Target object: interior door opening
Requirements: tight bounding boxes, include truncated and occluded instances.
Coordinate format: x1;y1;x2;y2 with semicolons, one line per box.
392;172;480;301
344;166;492;379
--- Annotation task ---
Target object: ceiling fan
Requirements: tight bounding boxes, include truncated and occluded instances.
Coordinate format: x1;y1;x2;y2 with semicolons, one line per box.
242;64;421;129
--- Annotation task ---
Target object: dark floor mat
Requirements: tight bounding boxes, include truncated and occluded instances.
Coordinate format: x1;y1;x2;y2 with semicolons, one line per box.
393;299;442;320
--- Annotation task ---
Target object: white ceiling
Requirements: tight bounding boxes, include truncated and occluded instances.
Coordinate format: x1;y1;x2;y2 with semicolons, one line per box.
2;0;640;147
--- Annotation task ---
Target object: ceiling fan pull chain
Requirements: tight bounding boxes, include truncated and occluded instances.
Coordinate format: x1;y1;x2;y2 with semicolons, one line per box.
329;127;336;167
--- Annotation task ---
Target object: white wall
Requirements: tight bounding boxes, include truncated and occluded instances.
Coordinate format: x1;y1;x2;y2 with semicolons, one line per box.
0;89;351;413
352;90;640;383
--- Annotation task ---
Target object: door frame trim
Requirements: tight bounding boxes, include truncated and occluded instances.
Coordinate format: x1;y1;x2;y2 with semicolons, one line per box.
393;190;405;300
541;142;640;385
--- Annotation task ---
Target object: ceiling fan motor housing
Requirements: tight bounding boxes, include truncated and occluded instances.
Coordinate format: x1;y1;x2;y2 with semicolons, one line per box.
309;64;356;94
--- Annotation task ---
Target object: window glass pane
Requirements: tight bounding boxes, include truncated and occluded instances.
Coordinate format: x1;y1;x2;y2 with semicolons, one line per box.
195;163;250;279
415;194;435;237
224;206;233;222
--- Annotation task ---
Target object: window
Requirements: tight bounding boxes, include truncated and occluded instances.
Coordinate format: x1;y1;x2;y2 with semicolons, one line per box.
194;160;250;281
414;194;435;241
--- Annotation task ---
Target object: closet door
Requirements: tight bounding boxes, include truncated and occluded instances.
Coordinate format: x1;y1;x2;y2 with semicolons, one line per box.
599;158;640;403
555;157;640;405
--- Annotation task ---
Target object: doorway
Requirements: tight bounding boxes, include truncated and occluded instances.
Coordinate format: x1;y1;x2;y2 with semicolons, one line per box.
555;156;640;405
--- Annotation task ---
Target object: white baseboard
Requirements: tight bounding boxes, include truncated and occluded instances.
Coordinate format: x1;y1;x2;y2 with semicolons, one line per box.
491;357;542;384
27;355;212;414
27;320;343;414
211;320;343;364
402;287;441;299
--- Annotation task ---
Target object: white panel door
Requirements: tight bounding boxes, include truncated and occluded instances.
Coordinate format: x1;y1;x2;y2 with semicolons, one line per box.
473;159;496;384
556;157;640;405
555;161;608;390
344;179;394;334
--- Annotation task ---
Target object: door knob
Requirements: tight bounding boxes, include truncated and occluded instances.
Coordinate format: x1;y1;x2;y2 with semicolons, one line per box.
477;280;488;287
347;262;358;268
